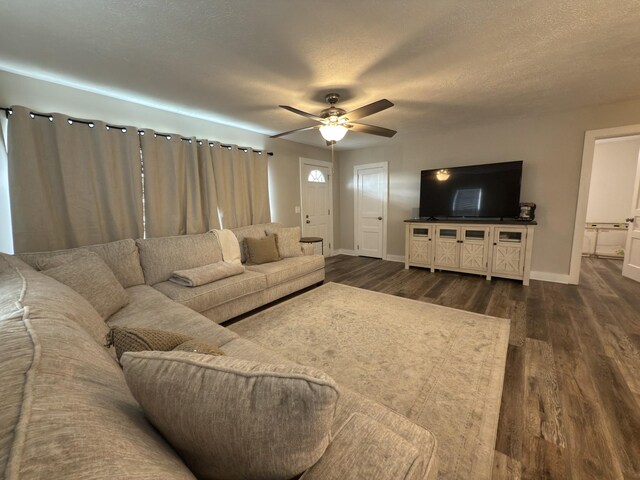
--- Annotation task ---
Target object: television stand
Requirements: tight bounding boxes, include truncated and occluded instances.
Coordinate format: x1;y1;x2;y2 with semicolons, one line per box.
404;218;536;285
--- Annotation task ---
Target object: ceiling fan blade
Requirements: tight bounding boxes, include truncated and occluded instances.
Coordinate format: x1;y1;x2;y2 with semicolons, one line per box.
279;105;324;122
270;125;319;138
342;99;393;121
348;122;397;138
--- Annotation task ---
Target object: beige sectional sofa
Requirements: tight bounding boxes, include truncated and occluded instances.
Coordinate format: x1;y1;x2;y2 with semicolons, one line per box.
0;224;438;479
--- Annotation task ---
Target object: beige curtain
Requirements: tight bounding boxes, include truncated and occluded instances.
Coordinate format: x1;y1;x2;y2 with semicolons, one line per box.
141;130;221;237
196;141;222;231
247;149;271;225
7;105;144;252
212;144;270;228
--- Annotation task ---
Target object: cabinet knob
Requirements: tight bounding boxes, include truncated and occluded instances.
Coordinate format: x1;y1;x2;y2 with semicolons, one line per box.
378;216;383;220
627;217;634;222
306;220;310;224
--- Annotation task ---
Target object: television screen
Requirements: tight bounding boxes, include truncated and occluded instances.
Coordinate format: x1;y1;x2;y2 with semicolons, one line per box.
419;161;522;219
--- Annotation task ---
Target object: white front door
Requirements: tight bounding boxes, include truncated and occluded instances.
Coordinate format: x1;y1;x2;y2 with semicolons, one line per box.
300;159;332;256
622;150;640;282
354;163;388;258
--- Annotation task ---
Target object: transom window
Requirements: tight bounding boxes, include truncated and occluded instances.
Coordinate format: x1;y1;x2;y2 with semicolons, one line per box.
307;169;326;183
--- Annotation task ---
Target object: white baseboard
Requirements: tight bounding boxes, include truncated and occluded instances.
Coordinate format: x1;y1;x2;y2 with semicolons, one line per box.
332;250;405;263
529;271;570;284
333;249;358;256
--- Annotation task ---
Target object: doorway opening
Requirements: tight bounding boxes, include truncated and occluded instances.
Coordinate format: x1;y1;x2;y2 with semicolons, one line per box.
570;125;640;284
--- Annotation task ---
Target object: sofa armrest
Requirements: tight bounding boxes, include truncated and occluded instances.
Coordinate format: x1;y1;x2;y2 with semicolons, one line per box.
300;413;425;480
300;243;315;256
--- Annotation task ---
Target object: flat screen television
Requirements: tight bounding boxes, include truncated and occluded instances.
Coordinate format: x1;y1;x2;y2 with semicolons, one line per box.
419;161;522;219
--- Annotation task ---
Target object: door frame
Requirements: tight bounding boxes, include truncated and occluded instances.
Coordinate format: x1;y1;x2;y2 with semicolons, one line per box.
299;157;333;256
353;162;389;260
569;123;640;284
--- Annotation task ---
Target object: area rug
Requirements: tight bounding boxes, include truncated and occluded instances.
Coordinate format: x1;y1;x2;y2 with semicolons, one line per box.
229;282;510;480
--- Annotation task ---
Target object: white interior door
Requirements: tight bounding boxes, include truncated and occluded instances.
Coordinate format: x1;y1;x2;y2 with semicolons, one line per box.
354;163;388;259
622;151;640;282
300;159;332;256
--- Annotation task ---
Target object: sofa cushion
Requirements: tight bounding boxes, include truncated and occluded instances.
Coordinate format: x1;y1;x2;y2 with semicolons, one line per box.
246;255;325;288
170;262;245;287
265;225;304;258
18;238;145;288
332;387;438;480
107;285;239;346
136;233;223;286
0;255;196;479
42;252;129;320
246;234;281;264
173;339;225;356
230;224;268;263
300;413;423;480
121;351;340;480
154;270;266;313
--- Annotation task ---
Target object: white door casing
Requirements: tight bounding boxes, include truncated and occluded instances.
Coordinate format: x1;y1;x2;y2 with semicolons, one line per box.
300;158;332;256
622;149;640;282
354;163;388;259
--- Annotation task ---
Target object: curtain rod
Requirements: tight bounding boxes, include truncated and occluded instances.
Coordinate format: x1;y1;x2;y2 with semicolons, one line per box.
1;107;274;156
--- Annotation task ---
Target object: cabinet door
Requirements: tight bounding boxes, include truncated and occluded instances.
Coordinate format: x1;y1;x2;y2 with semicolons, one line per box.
409;226;432;265
492;228;525;275
460;227;489;271
434;227;459;267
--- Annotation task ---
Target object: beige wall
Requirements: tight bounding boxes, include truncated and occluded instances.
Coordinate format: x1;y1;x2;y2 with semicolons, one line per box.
338;98;640;278
0;70;338;252
586;136;640;223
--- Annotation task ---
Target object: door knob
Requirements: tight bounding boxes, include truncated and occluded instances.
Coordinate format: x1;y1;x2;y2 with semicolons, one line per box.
377;216;383;220
306;220;310;224
626;217;634;222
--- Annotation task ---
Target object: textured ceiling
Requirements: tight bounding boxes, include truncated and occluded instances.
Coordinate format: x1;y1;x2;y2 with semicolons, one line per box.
1;0;639;149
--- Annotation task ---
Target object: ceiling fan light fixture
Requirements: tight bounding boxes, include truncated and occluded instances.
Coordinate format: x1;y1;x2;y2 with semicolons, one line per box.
319;124;348;142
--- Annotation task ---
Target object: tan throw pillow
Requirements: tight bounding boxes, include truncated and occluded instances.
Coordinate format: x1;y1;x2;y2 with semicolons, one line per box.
106;326;225;360
43;252;129;320
266;226;303;258
246;234;281;264
121;352;339;480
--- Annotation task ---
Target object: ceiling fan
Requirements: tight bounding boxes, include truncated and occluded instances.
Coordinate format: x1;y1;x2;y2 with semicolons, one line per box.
270;93;397;145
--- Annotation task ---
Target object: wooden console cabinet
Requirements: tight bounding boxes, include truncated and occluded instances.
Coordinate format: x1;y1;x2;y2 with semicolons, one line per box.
404;220;536;285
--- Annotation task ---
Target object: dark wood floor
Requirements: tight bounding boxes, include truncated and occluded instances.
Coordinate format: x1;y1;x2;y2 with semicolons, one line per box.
324;255;640;480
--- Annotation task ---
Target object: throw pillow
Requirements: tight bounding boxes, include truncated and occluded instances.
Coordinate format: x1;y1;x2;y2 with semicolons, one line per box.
245;234;281;264
121;352;339;480
43;252;129;320
106;326;193;360
266;226;303;258
106;326;225;360
169;262;245;287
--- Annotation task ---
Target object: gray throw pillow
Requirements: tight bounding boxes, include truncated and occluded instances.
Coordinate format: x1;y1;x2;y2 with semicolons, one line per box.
246;234;281;264
121;351;339;480
43;252;129;320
